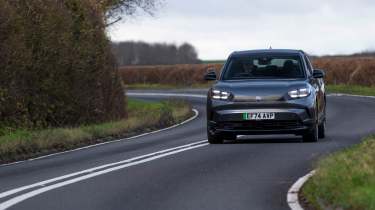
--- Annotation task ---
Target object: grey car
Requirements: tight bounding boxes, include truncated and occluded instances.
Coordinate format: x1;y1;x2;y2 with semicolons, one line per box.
205;49;326;144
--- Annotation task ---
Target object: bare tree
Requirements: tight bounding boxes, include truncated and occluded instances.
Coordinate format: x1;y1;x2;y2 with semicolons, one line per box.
101;0;162;26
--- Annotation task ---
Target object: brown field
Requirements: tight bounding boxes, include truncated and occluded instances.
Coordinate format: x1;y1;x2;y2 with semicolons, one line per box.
119;57;375;86
312;57;375;86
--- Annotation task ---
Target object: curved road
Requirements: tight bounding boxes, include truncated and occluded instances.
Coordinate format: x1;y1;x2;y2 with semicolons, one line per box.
1;89;375;210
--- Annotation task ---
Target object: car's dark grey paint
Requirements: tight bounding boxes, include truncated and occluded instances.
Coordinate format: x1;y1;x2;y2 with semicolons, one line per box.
205;49;326;143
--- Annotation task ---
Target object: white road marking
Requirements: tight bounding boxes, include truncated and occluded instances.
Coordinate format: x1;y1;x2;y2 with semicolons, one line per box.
0;140;207;199
0;109;199;168
287;170;316;210
0;141;209;210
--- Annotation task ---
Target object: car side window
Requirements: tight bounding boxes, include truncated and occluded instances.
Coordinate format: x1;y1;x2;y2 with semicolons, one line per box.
304;55;313;75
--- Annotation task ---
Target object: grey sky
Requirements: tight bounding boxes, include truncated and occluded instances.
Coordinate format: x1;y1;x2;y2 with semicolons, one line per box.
109;0;375;60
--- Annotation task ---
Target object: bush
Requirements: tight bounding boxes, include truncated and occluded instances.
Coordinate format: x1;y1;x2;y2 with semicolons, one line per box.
0;0;126;130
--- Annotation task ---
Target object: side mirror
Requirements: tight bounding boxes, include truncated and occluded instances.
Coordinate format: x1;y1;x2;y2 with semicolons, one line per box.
313;69;325;79
204;70;217;81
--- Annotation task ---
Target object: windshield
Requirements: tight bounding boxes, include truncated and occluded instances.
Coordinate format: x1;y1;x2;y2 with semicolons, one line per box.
222;55;305;80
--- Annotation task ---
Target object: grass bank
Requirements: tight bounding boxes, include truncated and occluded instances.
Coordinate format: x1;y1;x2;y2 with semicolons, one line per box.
125;83;212;90
302;136;375;210
0;99;193;164
327;84;375;96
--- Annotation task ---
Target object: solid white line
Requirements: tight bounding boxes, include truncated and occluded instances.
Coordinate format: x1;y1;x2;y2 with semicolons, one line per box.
0;139;207;200
287;170;316;210
127;92;207;98
0;109;199;168
0;142;209;210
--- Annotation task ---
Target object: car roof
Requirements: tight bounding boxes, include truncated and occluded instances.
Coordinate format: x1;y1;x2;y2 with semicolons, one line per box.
230;49;305;57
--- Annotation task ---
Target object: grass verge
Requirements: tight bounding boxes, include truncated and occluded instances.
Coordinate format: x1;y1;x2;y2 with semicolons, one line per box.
0;99;193;164
302;136;375;210
125;83;212;90
327;84;375;96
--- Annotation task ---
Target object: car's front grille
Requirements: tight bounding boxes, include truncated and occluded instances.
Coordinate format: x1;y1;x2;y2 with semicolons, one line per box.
218;120;302;130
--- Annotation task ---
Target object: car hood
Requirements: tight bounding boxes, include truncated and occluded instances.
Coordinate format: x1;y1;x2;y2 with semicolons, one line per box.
213;79;309;102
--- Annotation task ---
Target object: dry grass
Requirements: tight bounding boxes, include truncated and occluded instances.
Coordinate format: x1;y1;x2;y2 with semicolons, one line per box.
119;57;375;87
313;57;375;86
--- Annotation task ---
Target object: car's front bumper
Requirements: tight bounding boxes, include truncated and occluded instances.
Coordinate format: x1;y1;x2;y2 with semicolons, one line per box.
207;98;316;136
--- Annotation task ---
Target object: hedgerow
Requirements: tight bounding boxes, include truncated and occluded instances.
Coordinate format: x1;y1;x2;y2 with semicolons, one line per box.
0;0;126;131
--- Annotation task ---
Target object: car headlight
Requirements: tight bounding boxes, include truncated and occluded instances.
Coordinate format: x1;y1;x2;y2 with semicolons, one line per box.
288;87;311;99
211;89;232;100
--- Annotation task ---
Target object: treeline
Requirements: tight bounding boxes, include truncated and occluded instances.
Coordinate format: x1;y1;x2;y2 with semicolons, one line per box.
112;41;201;66
0;0;135;131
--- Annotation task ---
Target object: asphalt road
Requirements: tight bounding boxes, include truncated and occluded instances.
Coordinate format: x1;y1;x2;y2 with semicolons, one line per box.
1;89;375;210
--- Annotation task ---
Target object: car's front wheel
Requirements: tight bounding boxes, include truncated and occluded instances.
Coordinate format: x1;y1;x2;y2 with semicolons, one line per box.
318;120;326;139
303;123;318;142
207;131;224;144
207;133;224;144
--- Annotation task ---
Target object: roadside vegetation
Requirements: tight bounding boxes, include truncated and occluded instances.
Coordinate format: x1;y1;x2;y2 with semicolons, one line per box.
0;99;193;164
1;0;127;129
126;83;213;90
326;84;375;96
302;136;375;210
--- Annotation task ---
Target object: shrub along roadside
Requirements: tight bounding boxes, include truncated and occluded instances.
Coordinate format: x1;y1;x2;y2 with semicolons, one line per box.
0;0;126;129
0;99;193;164
302;136;375;210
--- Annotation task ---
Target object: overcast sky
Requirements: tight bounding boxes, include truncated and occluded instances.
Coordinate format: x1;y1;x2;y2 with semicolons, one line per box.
108;0;375;60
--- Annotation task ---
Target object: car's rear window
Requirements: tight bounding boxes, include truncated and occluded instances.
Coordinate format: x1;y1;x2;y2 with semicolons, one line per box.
222;55;305;80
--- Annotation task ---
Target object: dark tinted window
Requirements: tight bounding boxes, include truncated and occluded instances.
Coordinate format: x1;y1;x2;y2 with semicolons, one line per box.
222;55;305;80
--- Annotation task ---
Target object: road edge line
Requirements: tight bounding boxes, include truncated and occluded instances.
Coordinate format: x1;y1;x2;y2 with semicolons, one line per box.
287;170;316;210
327;93;375;99
0;109;199;168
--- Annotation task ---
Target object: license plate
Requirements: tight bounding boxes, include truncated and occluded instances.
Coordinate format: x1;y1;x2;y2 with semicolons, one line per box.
243;112;276;120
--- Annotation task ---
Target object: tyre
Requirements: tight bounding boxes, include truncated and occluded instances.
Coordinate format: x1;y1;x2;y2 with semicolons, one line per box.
225;134;237;141
318;120;326;139
207;131;224;144
303;123;318;142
